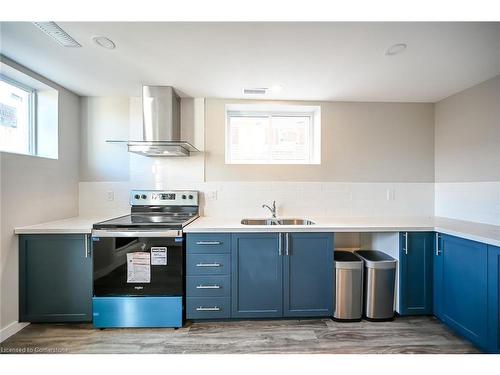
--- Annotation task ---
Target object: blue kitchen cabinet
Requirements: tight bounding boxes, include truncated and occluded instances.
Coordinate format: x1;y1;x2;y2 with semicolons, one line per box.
487;245;500;353
283;232;333;317
231;233;283;318
19;234;92;322
186;233;231;319
399;232;433;315
436;234;488;351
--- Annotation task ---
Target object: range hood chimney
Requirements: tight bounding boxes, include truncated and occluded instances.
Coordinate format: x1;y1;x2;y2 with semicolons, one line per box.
107;86;199;157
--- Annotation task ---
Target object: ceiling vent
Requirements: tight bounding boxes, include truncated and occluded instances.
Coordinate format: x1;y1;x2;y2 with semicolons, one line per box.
243;88;268;95
33;22;81;48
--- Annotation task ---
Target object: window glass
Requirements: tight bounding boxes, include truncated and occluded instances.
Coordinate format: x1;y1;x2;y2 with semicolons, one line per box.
226;106;320;164
0;78;33;155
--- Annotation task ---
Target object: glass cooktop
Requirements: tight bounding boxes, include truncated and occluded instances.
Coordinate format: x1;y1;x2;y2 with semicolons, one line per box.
93;213;197;229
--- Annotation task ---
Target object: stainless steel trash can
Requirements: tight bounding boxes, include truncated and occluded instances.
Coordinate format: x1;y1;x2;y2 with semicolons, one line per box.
333;251;363;321
354;250;397;321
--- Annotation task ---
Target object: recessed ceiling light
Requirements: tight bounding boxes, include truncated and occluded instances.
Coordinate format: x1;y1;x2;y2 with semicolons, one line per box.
385;43;407;56
92;36;116;50
33;22;81;48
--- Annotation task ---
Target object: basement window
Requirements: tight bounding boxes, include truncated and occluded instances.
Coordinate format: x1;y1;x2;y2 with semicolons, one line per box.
0;62;59;159
225;104;321;164
0;76;35;155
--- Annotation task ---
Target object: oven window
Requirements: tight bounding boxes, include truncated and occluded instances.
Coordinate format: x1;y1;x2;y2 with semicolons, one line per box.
93;237;183;297
115;237;137;249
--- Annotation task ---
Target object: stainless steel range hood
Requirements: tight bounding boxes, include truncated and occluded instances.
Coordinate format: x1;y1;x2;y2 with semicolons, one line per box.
107;86;199;157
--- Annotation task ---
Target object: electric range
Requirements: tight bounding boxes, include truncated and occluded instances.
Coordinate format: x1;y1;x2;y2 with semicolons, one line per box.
91;190;199;328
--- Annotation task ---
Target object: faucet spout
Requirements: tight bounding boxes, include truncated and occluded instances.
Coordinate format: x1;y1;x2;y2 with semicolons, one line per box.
262;200;277;218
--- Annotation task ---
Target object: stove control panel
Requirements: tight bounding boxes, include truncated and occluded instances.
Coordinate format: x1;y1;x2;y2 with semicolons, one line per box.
130;190;199;206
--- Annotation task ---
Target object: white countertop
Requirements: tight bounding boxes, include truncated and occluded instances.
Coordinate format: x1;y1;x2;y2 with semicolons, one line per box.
14;215;120;235
14;214;500;247
184;216;500;247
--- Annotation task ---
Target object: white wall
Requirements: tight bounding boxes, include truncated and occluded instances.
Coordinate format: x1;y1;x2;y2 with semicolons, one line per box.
80;97;130;182
0;57;81;340
434;75;500;225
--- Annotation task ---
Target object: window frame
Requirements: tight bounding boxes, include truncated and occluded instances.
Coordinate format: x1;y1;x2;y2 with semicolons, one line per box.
225;105;321;165
0;74;37;155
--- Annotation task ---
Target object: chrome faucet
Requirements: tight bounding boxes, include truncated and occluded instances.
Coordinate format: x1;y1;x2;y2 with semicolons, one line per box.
262;201;277;218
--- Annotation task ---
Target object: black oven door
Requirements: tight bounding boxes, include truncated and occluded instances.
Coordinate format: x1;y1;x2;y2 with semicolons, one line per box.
92;235;184;297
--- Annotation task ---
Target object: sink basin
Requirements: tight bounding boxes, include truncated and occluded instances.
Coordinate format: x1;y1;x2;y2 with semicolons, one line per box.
240;218;315;225
240;219;279;225
277;218;315;225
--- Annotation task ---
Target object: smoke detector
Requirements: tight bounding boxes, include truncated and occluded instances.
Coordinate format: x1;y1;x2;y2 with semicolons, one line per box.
33;22;81;48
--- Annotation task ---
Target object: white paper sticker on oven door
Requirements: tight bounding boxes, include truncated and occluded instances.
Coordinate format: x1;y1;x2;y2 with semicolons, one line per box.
127;252;151;283
151;247;167;266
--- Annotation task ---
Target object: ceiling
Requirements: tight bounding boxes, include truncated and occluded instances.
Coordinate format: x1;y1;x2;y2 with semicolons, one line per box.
1;22;499;102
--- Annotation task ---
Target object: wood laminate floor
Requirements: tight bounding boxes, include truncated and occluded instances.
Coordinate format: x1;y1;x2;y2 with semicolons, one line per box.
0;316;479;354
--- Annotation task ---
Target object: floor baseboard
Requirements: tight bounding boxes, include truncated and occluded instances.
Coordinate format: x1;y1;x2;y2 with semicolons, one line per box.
0;321;29;343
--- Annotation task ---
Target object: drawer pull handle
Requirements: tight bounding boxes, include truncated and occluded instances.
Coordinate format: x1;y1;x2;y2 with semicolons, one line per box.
196;285;221;289
196;241;222;245
196;306;220;311
435;233;441;256
196;263;221;267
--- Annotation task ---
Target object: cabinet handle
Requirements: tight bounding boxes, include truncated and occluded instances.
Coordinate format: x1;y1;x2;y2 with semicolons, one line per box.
84;235;90;258
404;232;408;255
435;233;441;256
285;233;290;256
196;285;221;289
196;263;221;267
196;306;220;311
196;241;222;245
278;233;282;256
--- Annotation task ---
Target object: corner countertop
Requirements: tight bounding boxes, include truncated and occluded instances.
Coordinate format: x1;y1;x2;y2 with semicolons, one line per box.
13;214;122;235
184;216;500;247
13;214;500;247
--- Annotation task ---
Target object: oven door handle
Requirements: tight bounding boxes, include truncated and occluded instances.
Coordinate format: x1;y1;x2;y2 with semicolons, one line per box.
92;229;182;238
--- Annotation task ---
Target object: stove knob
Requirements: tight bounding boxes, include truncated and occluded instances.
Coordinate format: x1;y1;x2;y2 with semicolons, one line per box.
141;194;147;199
188;194;194;200
182;194;187;199
134;194;140;199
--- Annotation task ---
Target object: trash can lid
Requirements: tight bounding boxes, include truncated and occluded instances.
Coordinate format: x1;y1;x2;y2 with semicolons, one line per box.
334;251;363;269
354;250;396;269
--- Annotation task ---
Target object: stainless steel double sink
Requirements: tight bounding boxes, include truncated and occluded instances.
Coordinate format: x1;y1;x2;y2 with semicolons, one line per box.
241;218;315;226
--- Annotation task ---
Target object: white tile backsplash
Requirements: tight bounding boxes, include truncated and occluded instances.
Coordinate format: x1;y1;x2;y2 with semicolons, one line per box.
79;180;500;225
435;182;500;225
79;181;435;218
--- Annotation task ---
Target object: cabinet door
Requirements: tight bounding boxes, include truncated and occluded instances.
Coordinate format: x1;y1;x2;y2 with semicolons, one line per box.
399;232;433;315
19;234;92;322
283;233;333;317
433;233;444;319
487;245;500;353
231;233;283;318
441;234;488;350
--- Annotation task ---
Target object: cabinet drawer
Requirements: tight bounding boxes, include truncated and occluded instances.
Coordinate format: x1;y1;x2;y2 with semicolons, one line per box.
187;253;230;275
186;275;230;297
187;234;231;254
186;297;230;319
